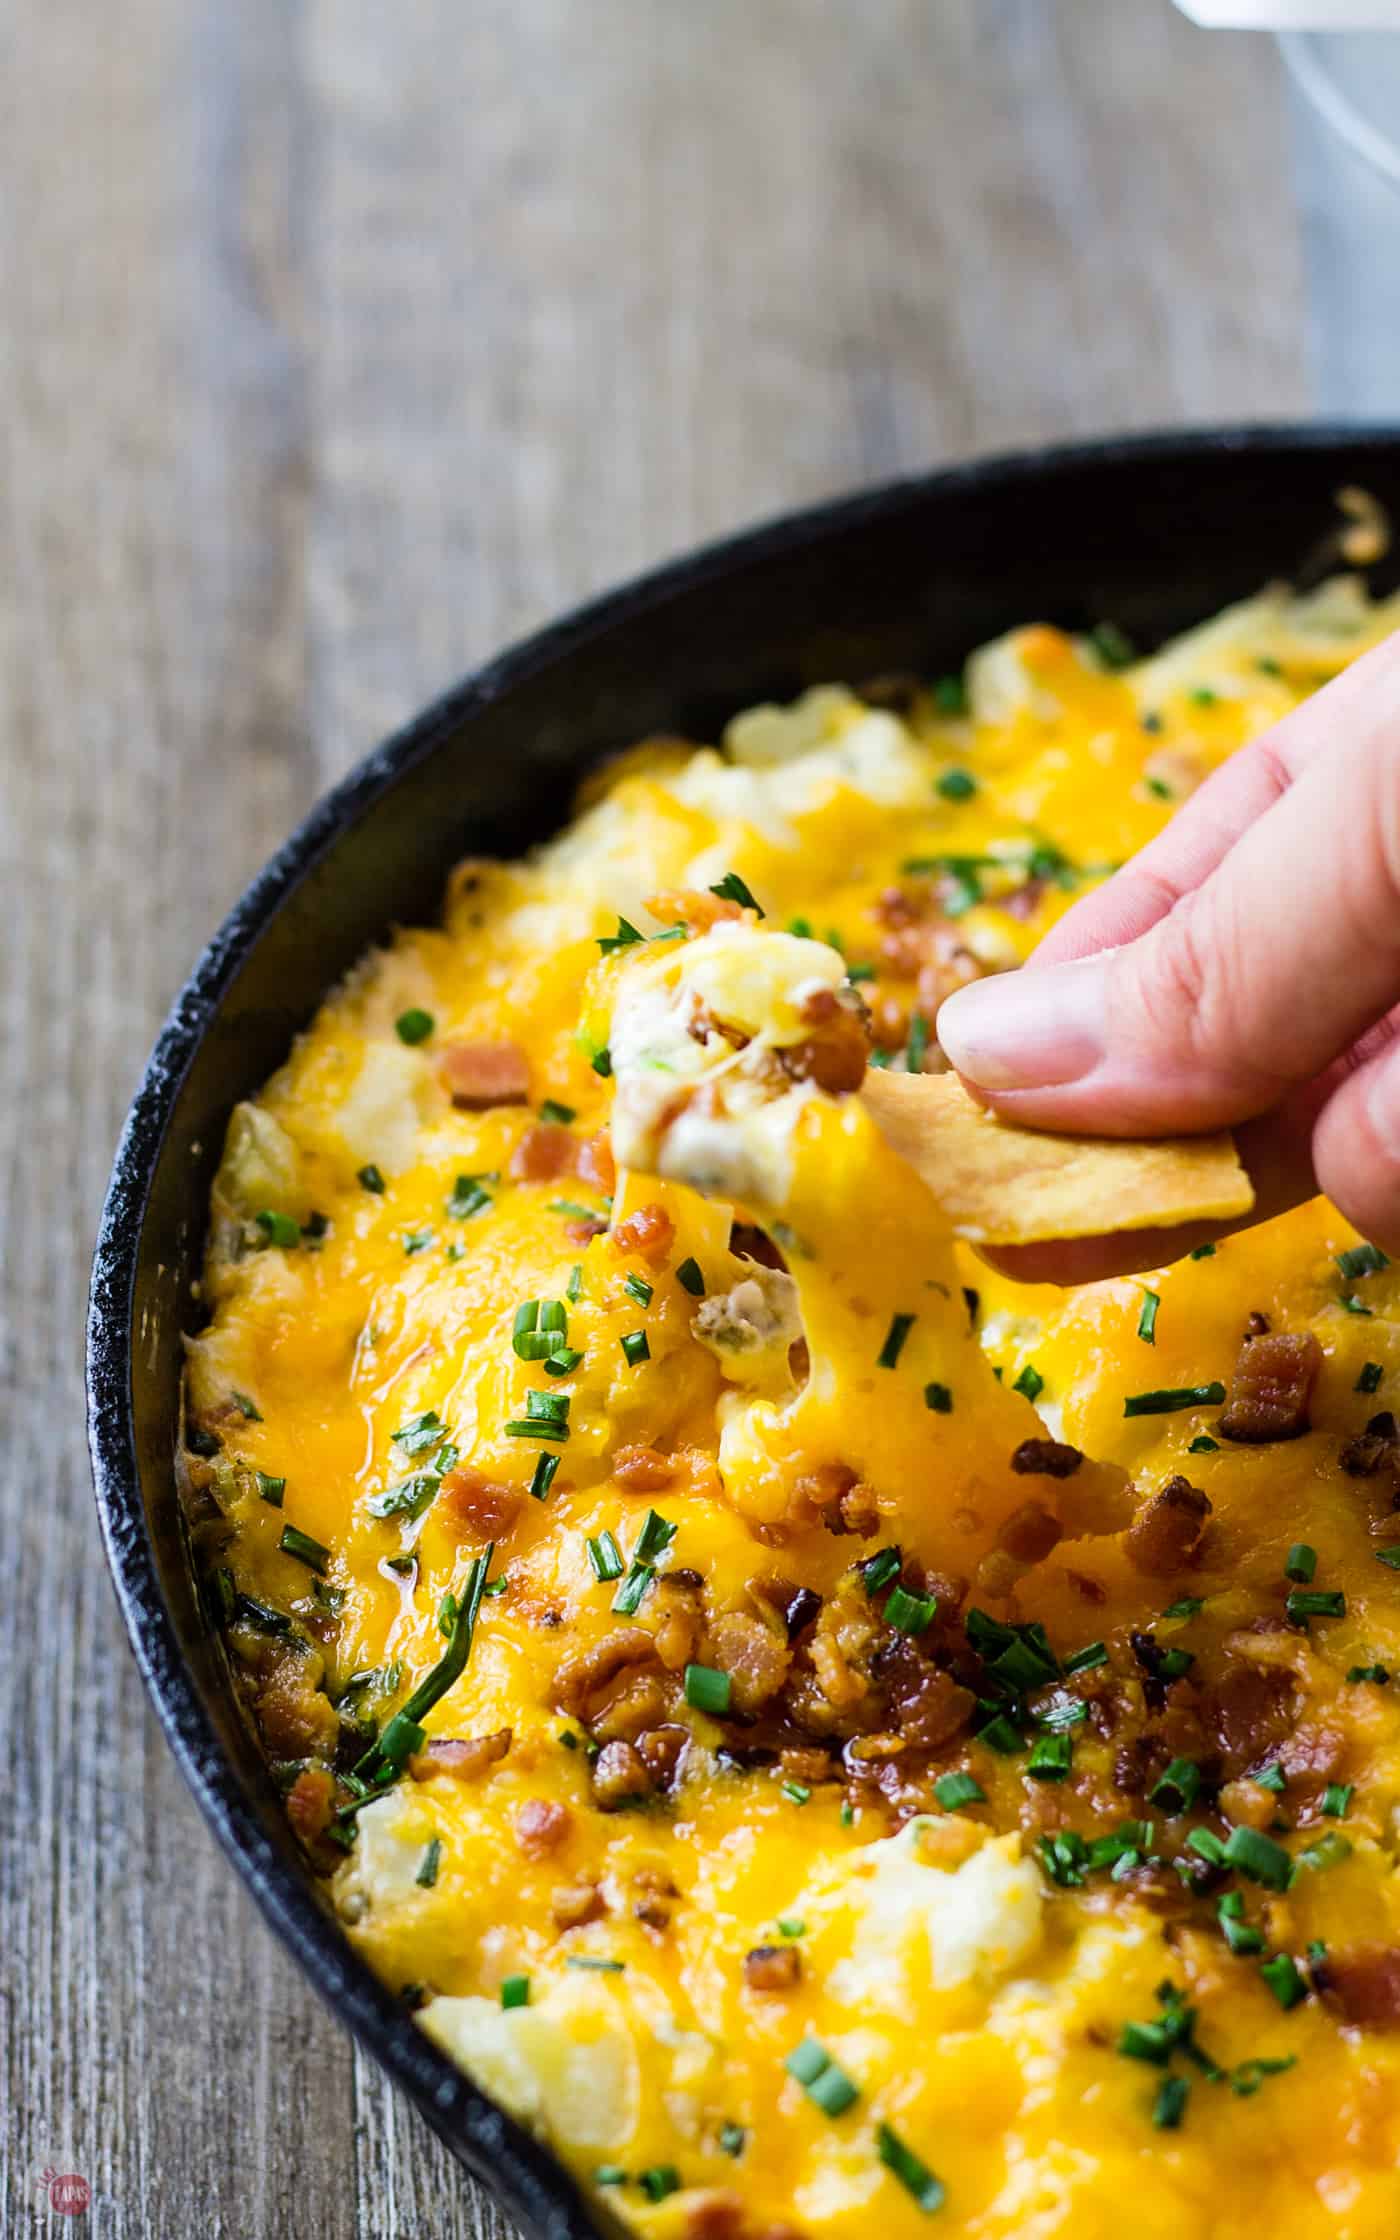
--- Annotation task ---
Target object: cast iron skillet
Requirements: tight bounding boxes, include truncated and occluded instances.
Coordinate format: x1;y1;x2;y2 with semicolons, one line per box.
88;427;1400;2238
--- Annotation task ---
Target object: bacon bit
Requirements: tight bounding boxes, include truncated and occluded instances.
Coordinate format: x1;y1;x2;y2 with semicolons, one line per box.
644;887;744;934
1341;1411;1400;1481
611;1445;675;1493
653;1573;705;1672
750;1576;823;1643
440;1467;523;1544
869;992;910;1054
1218;1330;1322;1444
636;1724;689;1789
810;1621;868;1712
708;1612;791;1714
437;1037;531;1109
793;1462;858;1526
578;1129;616;1193
683;2193;809;2240
780;1746;840;1785
1011;1438;1083;1479
565;1216;607;1245
551;1880;607;1929
590;1739;653;1808
285;1764;337;1845
744;1944;801;1992
1065;1569;1108;1604
258;1657;339;1759
730;1221;787;1271
1314;1946;1400;2028
612;1203;675;1265
1209;1661;1296;1779
590;1670;668;1744
1002;879;1047;922
971;1549;1024;1600
508;1123;577;1183
878;1640;975;1749
515;1798;572;1857
996;1501;1063;1563
776;994;871;1097
409;1730;512;1783
1245;1309;1271;1337
553;1628;659;1721
1123;1476;1212;1576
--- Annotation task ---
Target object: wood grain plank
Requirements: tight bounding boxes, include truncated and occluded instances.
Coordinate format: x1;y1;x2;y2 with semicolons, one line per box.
0;0;1306;2234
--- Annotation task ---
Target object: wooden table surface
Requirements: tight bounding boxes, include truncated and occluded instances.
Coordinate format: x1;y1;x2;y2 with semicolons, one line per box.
2;3;1310;2232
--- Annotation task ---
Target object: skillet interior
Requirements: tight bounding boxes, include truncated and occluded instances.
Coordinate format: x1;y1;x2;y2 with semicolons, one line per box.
87;426;1400;2238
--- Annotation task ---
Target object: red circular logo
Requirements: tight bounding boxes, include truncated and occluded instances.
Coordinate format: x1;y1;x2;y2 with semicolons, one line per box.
41;2172;91;2217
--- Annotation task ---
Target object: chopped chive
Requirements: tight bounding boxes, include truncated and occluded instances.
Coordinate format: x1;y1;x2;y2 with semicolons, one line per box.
1150;1757;1201;1814
1124;1382;1226;1417
1190;686;1218;708
623;1271;653;1308
684;1663;732;1715
1340;1295;1374;1316
923;1381;953;1414
279;1524;329;1575
1260;1953;1306;2010
586;1531;624;1583
566;1264;583;1304
845;961;876;983
1299;1830;1352;1871
597;916;645;953
529;1452;560;1501
718;2123;746;2158
1137;1290;1160;1345
1153;2075;1189;2129
710;870;764;916
1062;1640;1107;1674
402;1229;435;1255
905;1013;930;1073
785;2040;858;2114
1286;1589;1345;1621
230;1391;261;1421
935;1771;984;1810
639;2167;680;2204
861;1547;902;1596
612;1563;655;1617
1187;1435;1220;1454
776;1917;805;1938
395;1008;434;1045
1026;1732;1073;1782
1255;1763;1286;1793
676;1256;705;1297
593;2166;627;2187
565;1956;626;1973
1376;1546;1400;1568
878;1313;916;1369
1012;1362;1044;1403
538;1099;576;1126
500;1974;530;2009
1119;2019;1174;2065
1222;1825;1294;1890
1348;1662;1390;1683
782;1781;812;1806
415;1836;443;1888
1187;1827;1227;1865
976;1713;1023;1755
255;1209;301;1248
395;1410;446;1455
932;672;968;714
839;1800;854;1826
1219;1895;1265;1955
447;1175;492;1220
936;768;977;803
877;2123;945;2213
357;1163;386;1194
884;1586;937;1635
634;1511;677;1562
1357;1362;1385;1394
619;1329;650;1367
1089;620;1136;670
1162;1596;1204;1619
1322;1781;1353;1818
255;1471;286;1507
1284;1544;1316;1584
1189;1242;1216;1259
591;1046;613;1078
1337;1241;1390;1281
548;1199;605;1223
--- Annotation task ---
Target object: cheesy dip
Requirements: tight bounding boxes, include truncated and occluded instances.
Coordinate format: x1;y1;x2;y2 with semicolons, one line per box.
186;577;1400;2240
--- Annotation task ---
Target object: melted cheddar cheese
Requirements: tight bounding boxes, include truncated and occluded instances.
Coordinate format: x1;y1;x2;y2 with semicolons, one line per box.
187;576;1400;2239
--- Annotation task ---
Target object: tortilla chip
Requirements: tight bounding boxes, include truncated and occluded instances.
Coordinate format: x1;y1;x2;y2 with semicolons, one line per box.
861;1070;1254;1245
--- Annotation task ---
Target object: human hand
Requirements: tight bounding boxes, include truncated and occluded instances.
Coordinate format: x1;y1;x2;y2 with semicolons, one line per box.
936;628;1400;1284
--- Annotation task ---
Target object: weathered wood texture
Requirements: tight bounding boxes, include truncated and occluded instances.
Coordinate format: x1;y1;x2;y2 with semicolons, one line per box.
0;2;1305;2233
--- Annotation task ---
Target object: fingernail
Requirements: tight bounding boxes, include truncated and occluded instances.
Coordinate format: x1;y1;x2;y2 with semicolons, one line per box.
936;954;1109;1091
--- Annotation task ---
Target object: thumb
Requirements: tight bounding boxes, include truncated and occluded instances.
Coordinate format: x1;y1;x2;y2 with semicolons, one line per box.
936;677;1400;1137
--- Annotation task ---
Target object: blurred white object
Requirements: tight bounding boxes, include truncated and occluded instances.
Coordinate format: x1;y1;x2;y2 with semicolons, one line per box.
1176;3;1400;23
1281;29;1400;412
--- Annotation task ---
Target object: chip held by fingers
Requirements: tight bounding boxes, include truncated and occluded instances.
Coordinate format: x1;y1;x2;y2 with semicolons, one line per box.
861;1066;1254;1244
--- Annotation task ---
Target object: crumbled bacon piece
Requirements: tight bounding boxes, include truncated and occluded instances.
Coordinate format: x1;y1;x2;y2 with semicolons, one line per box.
1218;1330;1322;1443
611;1445;675;1493
708;1613;791;1715
996;1501;1063;1563
437;1037;531;1109
440;1467;523;1543
257;1654;338;1759
553;1628;659;1722
750;1576;823;1642
877;1638;975;1750
285;1764;337;1845
744;1944;801;1991
508;1123;577;1182
1123;1476;1211;1576
1341;1411;1400;1480
1314;1946;1400;2028
636;1724;689;1789
515;1799;572;1856
730;1221;786;1270
612;1203;675;1265
551;1880;607;1929
590;1739;653;1808
590;1670;668;1744
1208;1660;1296;1779
1011;1438;1083;1479
578;1129;616;1193
409;1730;512;1783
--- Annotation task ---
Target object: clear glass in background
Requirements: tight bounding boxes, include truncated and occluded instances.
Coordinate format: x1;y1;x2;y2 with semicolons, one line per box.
1282;30;1400;413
